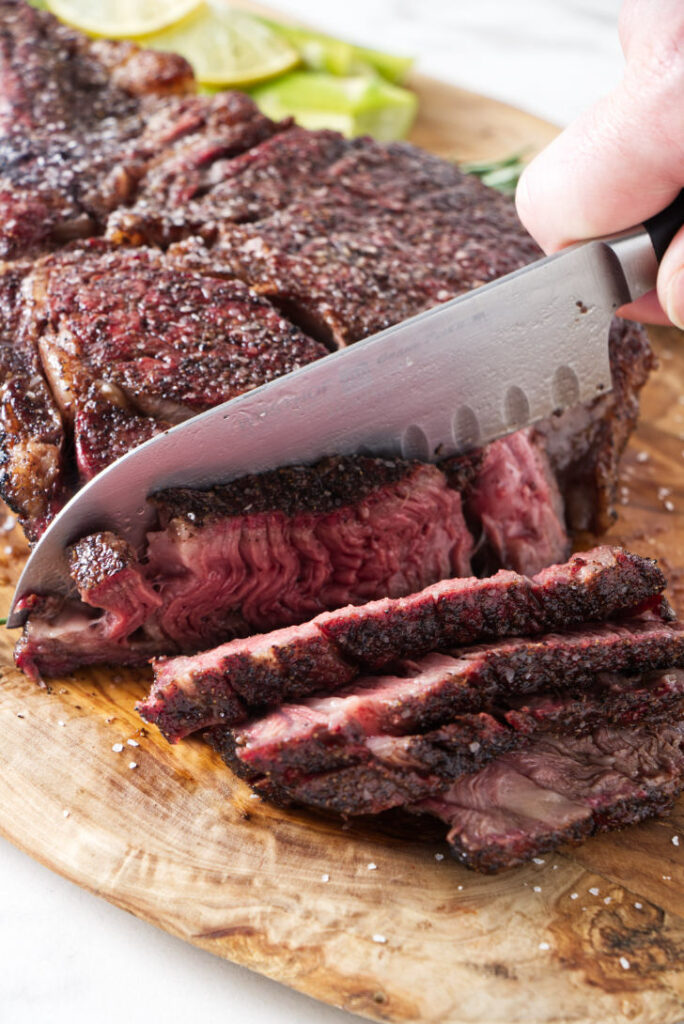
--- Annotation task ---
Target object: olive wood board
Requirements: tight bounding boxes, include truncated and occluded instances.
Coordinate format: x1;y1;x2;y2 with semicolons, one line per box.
1;41;684;1024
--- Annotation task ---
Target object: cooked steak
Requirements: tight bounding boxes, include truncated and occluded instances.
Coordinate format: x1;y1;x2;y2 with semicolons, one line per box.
0;261;66;540
218;620;684;773
107;125;343;248
209;673;684;816
420;721;684;871
15;457;473;678
18;240;327;482
178;168;542;347
0;0;197;257
140;546;669;740
456;430;569;575
534;318;655;534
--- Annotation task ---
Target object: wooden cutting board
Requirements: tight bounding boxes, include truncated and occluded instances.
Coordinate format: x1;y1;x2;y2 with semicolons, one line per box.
1;70;684;1024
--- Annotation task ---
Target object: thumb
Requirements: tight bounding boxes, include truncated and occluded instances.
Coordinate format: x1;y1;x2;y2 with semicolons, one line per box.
515;6;684;324
515;74;684;252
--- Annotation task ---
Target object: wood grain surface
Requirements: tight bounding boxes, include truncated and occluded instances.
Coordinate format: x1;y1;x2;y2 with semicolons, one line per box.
1;73;683;1024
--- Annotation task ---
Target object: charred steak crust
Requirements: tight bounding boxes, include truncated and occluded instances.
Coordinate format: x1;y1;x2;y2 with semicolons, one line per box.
213;670;684;816
141;546;668;741
216;626;684;777
154;455;432;523
0;260;66;540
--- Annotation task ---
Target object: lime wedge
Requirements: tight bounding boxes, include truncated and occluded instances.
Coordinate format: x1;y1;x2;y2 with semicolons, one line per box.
139;4;299;87
46;0;201;38
261;20;413;83
251;71;417;142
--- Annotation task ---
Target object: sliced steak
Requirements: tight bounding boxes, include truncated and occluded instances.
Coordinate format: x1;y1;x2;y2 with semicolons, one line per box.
181;167;541;347
0;261;66;541
0;0;196;257
21;240;327;484
419;721;684;872
107;125;343;247
455;430;570;576
210;675;684;815
534;318;654;535
140;546;669;740
16;457;473;678
220;620;684;773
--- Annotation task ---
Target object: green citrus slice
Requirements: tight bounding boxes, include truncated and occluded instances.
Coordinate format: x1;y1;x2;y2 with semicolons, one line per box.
46;0;201;39
140;4;299;87
252;71;418;142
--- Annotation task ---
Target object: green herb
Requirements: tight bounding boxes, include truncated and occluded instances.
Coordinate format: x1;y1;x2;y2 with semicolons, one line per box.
0;617;7;627
460;152;527;195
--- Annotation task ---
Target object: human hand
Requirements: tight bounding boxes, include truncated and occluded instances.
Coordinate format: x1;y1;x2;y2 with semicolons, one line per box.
515;0;684;326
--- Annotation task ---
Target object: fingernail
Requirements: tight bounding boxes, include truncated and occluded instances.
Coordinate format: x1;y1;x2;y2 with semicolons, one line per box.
665;268;684;330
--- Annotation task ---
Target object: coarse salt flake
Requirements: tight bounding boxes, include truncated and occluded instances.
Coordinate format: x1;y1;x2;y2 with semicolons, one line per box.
58;720;65;727
673;835;680;846
604;897;612;904
619;956;630;970
128;761;138;770
665;500;675;512
112;743;123;753
538;942;550;951
589;887;600;896
321;874;330;883
532;886;542;893
249;793;260;799
634;902;643;909
367;862;378;870
532;858;545;865
434;853;445;861
636;451;649;463
570;893;579;900
372;934;387;944
127;739;139;747
62;809;70;818
663;875;672;881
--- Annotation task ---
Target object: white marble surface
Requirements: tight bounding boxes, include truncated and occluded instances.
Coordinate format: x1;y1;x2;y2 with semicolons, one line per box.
1;3;626;1023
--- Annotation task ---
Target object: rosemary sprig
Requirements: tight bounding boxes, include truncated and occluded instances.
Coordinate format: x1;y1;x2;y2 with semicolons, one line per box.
460;152;527;196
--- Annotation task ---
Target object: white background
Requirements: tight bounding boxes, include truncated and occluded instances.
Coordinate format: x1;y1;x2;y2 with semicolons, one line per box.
1;2;624;1022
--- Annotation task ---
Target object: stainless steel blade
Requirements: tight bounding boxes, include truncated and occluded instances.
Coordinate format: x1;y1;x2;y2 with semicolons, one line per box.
7;229;657;627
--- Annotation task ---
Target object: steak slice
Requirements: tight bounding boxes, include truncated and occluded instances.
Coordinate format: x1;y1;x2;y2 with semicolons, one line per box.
209;674;684;816
0;261;66;541
16;457;473;678
220;620;684;773
182;167;541;347
140;546;669;741
106;129;490;250
455;430;570;576
419;721;684;872
20;240;327;484
0;0;196;257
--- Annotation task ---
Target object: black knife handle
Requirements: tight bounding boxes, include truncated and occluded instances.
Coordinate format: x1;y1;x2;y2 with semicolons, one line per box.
644;189;684;262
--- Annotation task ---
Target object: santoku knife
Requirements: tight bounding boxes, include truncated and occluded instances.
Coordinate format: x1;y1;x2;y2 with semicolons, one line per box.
8;192;684;627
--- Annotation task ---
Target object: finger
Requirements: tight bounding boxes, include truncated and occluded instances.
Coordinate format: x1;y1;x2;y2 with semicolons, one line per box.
515;72;684;255
617;288;671;325
656;225;684;329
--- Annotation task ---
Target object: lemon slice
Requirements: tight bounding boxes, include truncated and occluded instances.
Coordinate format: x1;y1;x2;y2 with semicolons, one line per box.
46;0;201;38
140;4;299;87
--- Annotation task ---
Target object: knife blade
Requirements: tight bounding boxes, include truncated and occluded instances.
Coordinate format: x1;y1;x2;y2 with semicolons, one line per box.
7;195;682;628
